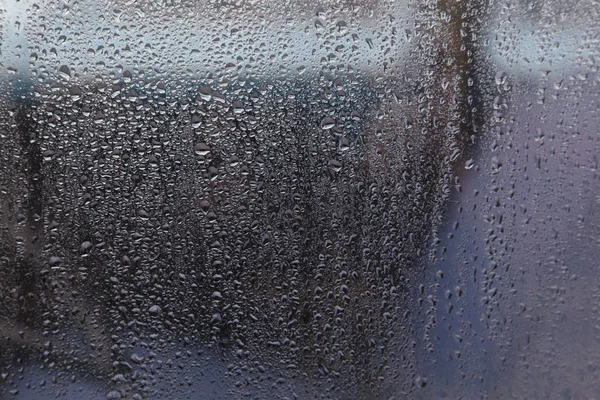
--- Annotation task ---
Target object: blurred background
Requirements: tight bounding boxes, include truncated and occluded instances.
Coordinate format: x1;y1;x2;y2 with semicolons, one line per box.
1;0;599;399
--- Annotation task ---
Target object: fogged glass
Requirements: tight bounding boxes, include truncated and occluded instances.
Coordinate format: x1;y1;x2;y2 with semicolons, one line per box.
1;0;598;399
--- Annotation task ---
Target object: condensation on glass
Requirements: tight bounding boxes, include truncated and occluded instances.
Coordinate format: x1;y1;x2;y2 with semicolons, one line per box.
0;0;598;399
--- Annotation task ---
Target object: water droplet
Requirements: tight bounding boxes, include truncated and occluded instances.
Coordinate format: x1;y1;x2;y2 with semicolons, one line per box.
58;65;71;80
495;71;507;85
320;116;336;130
148;305;161;315
328;159;342;172
199;86;212;101
194;142;211;156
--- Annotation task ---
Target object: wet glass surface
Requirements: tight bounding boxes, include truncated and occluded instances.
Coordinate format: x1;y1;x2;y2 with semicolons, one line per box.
1;0;599;399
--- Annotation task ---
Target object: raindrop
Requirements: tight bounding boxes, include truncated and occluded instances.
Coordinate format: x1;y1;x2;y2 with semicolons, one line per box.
148;305;161;315
495;71;507;85
320;116;336;130
194;142;211;156
58;65;71;80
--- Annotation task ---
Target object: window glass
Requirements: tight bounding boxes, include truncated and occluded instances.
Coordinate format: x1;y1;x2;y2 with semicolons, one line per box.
1;0;598;398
